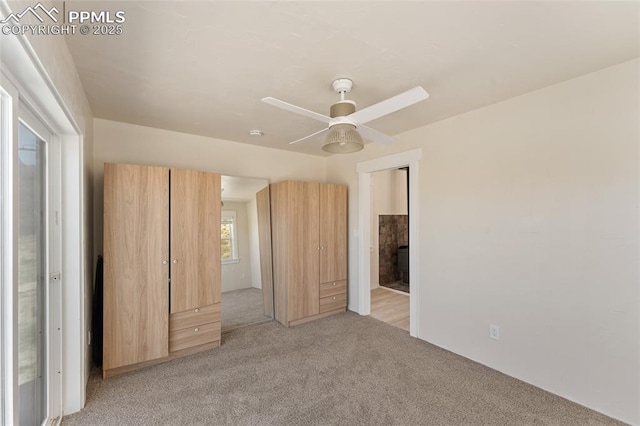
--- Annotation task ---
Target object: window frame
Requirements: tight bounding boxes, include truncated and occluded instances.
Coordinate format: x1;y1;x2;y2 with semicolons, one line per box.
221;210;239;264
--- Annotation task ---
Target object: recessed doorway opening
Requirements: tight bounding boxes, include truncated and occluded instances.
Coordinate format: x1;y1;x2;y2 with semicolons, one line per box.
369;167;410;332
357;149;421;337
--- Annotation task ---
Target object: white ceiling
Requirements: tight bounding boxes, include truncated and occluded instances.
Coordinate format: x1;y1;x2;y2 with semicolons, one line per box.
64;1;640;156
221;175;268;202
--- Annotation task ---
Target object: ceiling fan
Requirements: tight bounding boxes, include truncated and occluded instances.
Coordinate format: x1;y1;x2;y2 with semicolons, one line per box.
262;79;429;153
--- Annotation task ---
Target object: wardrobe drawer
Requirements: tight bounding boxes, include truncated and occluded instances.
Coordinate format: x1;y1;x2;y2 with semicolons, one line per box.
320;280;347;298
169;321;221;352
170;303;221;332
319;293;347;313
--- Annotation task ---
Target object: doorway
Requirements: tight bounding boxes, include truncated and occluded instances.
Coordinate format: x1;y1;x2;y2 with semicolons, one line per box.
356;149;421;337
369;167;410;331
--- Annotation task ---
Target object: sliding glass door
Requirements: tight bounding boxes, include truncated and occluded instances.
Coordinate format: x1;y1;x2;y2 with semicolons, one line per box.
17;122;47;426
2;32;70;423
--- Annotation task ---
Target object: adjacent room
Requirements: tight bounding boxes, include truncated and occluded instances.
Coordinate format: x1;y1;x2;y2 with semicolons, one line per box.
0;1;638;425
369;167;411;331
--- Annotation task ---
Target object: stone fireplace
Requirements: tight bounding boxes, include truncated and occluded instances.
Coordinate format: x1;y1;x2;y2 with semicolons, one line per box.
378;214;408;286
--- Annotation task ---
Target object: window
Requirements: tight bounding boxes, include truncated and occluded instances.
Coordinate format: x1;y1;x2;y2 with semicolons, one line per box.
1;80;63;424
221;210;238;263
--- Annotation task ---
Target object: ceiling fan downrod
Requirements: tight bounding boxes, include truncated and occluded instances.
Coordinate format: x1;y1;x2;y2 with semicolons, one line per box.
330;78;356;119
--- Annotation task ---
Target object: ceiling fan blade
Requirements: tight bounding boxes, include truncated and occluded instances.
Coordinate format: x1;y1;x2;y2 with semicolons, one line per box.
262;97;332;124
348;86;429;125
357;125;394;144
289;127;330;145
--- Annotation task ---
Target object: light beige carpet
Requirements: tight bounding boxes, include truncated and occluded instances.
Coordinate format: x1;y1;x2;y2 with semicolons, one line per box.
63;312;624;425
221;288;271;333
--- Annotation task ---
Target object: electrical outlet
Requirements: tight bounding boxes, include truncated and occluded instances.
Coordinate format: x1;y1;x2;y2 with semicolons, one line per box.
489;324;500;340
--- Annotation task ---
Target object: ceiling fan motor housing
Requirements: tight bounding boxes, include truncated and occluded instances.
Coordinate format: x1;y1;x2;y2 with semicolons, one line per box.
330;101;356;119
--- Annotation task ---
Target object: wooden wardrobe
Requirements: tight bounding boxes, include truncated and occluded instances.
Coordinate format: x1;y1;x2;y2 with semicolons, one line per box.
270;181;347;327
102;163;221;378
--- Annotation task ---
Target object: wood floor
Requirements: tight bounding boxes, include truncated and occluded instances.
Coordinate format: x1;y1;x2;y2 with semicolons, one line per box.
370;287;409;332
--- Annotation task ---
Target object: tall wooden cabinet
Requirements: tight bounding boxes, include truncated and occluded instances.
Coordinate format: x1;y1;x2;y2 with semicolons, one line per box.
103;163;221;378
270;181;347;327
103;164;169;373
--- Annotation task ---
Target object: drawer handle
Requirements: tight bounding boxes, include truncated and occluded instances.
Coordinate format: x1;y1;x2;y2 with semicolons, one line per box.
332;296;336;300
332;282;336;286
194;328;199;332
195;308;199;313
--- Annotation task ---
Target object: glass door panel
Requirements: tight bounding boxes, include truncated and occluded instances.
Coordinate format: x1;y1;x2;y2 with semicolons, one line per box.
17;122;46;426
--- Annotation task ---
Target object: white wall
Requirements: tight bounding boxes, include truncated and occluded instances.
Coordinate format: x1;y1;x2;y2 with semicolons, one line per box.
327;59;640;425
372;169;408;216
247;197;262;289
92;118;326;261
221;202;253;292
370;169;408;288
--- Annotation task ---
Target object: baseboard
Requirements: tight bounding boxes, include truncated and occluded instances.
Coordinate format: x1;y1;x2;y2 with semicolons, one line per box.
377;286;409;296
102;340;220;378
47;416;62;426
287;308;346;327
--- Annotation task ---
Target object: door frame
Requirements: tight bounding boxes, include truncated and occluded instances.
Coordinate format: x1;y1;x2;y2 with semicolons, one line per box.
357;149;421;337
1;73;65;425
19;105;63;424
0;15;86;421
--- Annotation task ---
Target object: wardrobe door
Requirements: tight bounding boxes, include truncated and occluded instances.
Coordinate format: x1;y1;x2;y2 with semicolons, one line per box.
319;184;348;283
170;169;221;313
103;163;169;372
269;182;289;325
288;181;320;321
256;186;274;317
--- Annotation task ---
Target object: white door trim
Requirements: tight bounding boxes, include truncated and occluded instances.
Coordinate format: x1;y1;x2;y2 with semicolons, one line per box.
0;72;19;426
19;103;63;423
0;4;86;418
357;149;422;337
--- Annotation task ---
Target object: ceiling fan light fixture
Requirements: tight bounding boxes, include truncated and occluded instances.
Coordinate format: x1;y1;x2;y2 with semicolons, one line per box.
263;79;428;152
322;123;364;154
